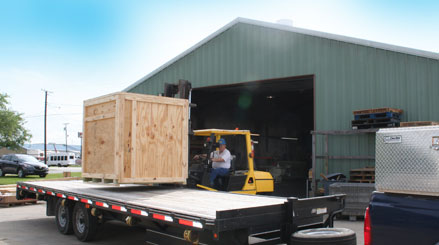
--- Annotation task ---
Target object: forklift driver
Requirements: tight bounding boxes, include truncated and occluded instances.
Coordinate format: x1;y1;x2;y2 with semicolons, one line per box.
209;138;231;186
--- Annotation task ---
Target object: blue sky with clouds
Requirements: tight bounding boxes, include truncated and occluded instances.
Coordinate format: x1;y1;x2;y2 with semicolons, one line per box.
0;0;438;145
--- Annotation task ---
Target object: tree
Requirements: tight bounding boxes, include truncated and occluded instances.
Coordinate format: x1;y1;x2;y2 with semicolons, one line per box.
0;93;31;150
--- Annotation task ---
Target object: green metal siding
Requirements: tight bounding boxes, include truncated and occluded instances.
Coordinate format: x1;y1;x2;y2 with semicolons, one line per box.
129;22;439;178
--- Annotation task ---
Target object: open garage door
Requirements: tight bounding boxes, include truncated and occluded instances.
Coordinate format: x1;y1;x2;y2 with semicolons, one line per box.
190;75;314;197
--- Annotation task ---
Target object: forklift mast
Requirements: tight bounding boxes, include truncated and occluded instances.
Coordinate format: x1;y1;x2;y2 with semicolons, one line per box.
164;79;195;135
164;79;192;99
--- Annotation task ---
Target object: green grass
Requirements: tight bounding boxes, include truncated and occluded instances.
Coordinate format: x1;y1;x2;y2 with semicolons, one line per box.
0;172;82;185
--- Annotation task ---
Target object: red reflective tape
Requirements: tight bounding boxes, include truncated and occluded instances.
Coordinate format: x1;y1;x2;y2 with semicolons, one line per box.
67;196;75;200
30;187;36;191
112;205;127;212
179;219;193;227
96;201;104;207
23;186;28;190
47;191;54;195
56;193;63;197
112;205;121;211
153;213;165;220
80;199;91;204
131;209;141;215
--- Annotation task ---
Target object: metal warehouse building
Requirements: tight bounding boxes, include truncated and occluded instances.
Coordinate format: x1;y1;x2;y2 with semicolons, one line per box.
124;18;439;196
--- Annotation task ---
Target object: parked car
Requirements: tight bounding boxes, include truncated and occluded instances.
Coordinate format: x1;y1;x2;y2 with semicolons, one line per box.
0;154;49;178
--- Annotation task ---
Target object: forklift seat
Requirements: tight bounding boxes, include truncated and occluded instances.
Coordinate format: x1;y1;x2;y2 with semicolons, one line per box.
217;155;247;191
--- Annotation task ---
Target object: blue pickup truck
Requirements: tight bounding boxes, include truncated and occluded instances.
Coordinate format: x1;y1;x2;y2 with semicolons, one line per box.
365;192;439;245
366;126;439;245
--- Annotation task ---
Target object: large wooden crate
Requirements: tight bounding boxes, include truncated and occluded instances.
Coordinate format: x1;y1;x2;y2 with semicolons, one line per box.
82;92;189;184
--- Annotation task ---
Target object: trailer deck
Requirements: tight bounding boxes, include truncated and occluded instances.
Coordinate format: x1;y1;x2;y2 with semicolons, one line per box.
17;180;346;244
19;180;286;219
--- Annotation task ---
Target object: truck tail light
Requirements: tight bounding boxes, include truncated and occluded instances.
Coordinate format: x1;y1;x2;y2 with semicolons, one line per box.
364;206;371;245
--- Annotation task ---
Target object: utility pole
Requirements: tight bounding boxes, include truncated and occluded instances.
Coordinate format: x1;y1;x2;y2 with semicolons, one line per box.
42;89;52;165
64;123;69;153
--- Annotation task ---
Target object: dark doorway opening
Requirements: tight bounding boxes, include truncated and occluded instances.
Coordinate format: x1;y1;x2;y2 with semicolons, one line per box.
191;75;314;197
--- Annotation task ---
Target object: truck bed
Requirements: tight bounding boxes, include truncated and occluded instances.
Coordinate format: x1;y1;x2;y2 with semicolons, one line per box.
21;180;286;219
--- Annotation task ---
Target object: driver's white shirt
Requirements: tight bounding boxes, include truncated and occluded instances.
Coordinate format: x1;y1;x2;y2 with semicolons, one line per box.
211;149;231;169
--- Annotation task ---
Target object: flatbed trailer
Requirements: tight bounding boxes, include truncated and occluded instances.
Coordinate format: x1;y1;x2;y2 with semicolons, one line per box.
16;180;345;244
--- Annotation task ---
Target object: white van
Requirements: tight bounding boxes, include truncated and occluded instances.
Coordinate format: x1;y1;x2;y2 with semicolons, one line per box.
46;153;76;167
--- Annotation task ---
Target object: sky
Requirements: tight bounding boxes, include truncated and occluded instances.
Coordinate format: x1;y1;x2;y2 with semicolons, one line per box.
1;0;438;146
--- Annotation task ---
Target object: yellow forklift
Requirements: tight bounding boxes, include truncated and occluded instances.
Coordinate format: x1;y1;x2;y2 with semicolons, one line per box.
187;129;274;195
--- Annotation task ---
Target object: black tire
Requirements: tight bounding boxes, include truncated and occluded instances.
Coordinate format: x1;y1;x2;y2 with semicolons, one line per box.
291;228;356;245
17;168;25;178
73;202;98;242
58;163;62;167
40;174;47;178
0;167;5;177
55;198;74;234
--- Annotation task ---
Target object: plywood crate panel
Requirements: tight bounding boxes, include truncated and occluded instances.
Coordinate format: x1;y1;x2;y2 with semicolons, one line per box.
82;92;189;184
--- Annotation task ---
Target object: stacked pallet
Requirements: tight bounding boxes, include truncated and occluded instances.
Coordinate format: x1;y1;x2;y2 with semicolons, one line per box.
350;167;375;183
352;108;402;129
400;121;439;127
0;186;37;207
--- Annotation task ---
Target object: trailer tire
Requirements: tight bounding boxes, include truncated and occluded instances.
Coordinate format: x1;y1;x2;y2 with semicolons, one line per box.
73;202;98;242
291;228;356;245
0;167;4;177
55;198;73;235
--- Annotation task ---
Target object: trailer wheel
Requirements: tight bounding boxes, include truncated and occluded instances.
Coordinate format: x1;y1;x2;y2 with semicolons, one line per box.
291;228;356;245
55;198;73;234
73;203;98;242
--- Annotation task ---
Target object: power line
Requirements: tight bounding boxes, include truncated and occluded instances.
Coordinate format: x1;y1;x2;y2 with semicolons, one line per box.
47;103;82;107
24;113;82;119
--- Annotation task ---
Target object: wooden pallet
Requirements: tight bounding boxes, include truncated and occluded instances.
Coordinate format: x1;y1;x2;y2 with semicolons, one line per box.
350;168;375;183
352;121;399;129
354;111;401;120
400;121;439;127
352;118;400;125
0;196;37;207
349;179;375;183
83;177;119;185
353;108;403;115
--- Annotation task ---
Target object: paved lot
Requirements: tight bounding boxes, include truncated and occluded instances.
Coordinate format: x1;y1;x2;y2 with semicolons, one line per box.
0;202;364;244
335;219;364;245
0;203;145;245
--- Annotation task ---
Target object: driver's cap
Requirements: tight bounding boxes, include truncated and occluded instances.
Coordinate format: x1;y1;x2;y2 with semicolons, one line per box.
218;138;226;145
